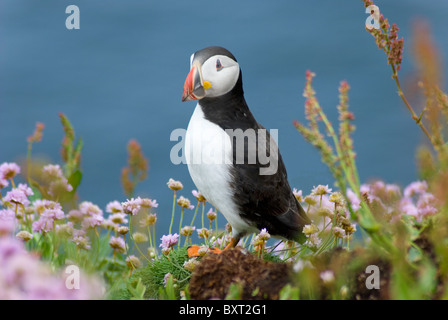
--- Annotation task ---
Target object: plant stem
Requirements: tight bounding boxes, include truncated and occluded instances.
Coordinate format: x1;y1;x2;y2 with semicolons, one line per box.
168;191;176;235
147;225;153;252
152;224;157;258
129;215;151;263
201;203;205;229
10;178;16;189
189;201;200;227
178;208;185;246
391;65;435;147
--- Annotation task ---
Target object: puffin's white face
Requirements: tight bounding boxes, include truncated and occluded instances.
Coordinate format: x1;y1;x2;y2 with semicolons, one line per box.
182;53;240;101
199;55;240;98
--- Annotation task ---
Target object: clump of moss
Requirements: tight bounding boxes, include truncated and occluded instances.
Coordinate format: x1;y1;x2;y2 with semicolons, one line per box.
123;246;191;299
261;251;283;263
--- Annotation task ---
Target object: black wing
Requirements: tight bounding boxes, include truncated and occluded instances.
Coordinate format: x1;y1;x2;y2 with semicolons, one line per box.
228;121;311;241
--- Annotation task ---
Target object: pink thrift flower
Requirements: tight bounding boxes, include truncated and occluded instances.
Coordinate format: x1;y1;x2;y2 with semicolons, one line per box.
71;230;88;251
305;233;322;248
196;228;211;239
42;164;64;180
17;184;34;197
308;194;333;214
404;181;428;198
359;183;383;204
41;164;73;196
385;184;401;197
42;203;64;220
139;213;157;227
33;199;50;214
0;208;15;220
64;201;104;229
180;225;195;237
101;219;118;231
160;233;179;250
293;188;303;202
3;188;31;207
109;236;126;253
360;184;370;195
333;227;346;238
33;200;64;219
121;197;142;215
106;201;123;213
320;270;335;284
257;228;271;241
42;208;64;220
81;215;104;229
109;212;128;225
177;196;194;210
311;185;332;196
416;193;438;219
32;216;54;233
0;209;16;236
0;178;9;189
79;201;103;216
371;181;386;192
0;237;26;263
167;178;183;191
67;209;84;223
72;229;86;238
0;162;21;180
48;178;73;196
55;222;74;237
400;199;419;219
206;208;217;221
72;233;91;250
347;188;361;211
192;190;206;203
140;198;159;209
0;217;14;237
400;190;438;222
16;230;33;242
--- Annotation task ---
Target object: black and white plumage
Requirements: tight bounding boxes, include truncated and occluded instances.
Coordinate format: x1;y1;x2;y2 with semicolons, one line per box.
182;46;311;245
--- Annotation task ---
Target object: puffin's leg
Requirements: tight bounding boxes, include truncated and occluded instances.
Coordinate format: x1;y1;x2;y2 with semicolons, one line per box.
187;236;241;257
223;235;241;250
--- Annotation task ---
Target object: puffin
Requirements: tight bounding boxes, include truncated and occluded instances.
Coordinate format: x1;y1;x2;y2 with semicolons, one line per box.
182;46;311;255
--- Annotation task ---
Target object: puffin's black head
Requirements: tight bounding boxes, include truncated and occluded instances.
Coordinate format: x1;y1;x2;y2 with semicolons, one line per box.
182;46;242;102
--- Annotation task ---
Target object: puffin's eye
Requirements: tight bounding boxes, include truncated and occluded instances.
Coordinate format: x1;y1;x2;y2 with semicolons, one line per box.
216;59;223;71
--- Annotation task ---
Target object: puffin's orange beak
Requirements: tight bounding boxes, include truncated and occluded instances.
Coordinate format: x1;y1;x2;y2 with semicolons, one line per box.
182;65;206;101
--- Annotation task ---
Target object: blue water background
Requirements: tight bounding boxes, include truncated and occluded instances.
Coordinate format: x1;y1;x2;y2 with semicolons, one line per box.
1;1;447;238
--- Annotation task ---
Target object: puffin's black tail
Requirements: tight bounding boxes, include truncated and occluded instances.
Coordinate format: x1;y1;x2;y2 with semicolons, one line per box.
292;201;311;244
269;199;311;244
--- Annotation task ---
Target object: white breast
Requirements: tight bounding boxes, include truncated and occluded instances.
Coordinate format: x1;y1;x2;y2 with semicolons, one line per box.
185;104;255;235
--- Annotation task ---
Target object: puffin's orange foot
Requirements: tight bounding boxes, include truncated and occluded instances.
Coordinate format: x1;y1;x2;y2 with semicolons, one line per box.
187;245;223;258
224;237;239;250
